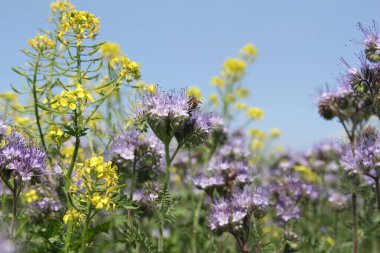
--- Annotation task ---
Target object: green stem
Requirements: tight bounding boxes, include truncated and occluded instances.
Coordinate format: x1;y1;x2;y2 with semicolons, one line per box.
10;179;18;238
375;177;380;212
164;143;171;187
79;207;92;253
64;44;82;253
32;53;48;154
352;193;359;253
191;192;205;253
63;222;73;253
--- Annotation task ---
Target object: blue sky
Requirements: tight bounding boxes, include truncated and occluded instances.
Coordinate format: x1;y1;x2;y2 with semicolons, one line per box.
1;0;379;149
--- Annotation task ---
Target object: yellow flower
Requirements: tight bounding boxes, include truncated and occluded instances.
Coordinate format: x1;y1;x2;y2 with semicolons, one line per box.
1;91;17;101
63;209;85;224
99;42;121;58
240;43;258;58
294;165;320;183
24;189;39;203
52;84;93;111
28;34;55;52
235;87;250;98
109;56;141;83
59;10;100;45
143;84;157;94
15;116;30;126
210;76;225;87
234;102;248;110
250;139;263;151
186;85;202;99
222;58;246;79
246;107;264;120
47;125;67;144
50;0;75;13
209;93;219;107
91;193;111;210
269;128;281;138
248;128;265;140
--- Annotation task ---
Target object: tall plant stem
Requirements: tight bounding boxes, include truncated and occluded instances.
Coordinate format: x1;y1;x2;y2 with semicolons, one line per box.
375;177;380;212
352;193;359;253
79;207;92;253
158;142;172;252
10;179;19;238
64;44;82;253
32;53;48;154
191;192;205;253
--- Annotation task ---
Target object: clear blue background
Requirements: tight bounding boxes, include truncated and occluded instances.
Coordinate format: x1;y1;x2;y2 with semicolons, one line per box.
1;0;379;149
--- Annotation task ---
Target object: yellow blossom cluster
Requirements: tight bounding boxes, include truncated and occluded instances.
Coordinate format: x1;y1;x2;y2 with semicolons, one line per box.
210;76;226;88
50;0;75;13
186;85;202;100
249;128;265;140
63;209;86;224
269;128;281;138
24;189;39;203
99;42;121;59
110;56;141;83
222;58;247;81
240;43;258;62
294;165;320;183
246;107;264;120
58;10;100;46
47;125;67;144
28;34;55;52
51;85;94;111
70;156;119;211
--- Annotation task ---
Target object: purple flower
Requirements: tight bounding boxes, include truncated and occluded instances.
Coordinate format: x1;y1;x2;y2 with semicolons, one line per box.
0;234;15;253
0;131;48;182
328;191;349;211
108;130;164;171
209;186;268;232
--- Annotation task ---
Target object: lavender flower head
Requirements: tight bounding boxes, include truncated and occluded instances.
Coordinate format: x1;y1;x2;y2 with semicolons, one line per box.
108;130;164;171
0;131;48;182
209;187;268;233
339;127;380;179
328;191;349;212
135;88;217;146
359;22;380;62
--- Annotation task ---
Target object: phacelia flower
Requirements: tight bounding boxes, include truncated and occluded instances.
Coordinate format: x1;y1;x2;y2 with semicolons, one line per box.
108;130;164;171
135;88;216;146
0;131;48;182
359;22;380;62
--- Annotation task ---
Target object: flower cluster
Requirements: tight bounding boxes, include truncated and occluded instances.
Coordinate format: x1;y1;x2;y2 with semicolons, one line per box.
47;125;68;144
109;55;141;83
135;88;215;146
50;0;75;14
69;156;119;211
209;187;268;233
317;80;372;121
63;209;86;225
270;172;318;222
28;34;55;52
51;84;94;111
359;22;380;62
339;126;380;179
58;10;100;46
108;130;164;171
99;42;121;59
0;131;47;182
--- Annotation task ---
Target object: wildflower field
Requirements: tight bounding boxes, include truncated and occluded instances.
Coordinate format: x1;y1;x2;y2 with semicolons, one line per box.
1;1;380;252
